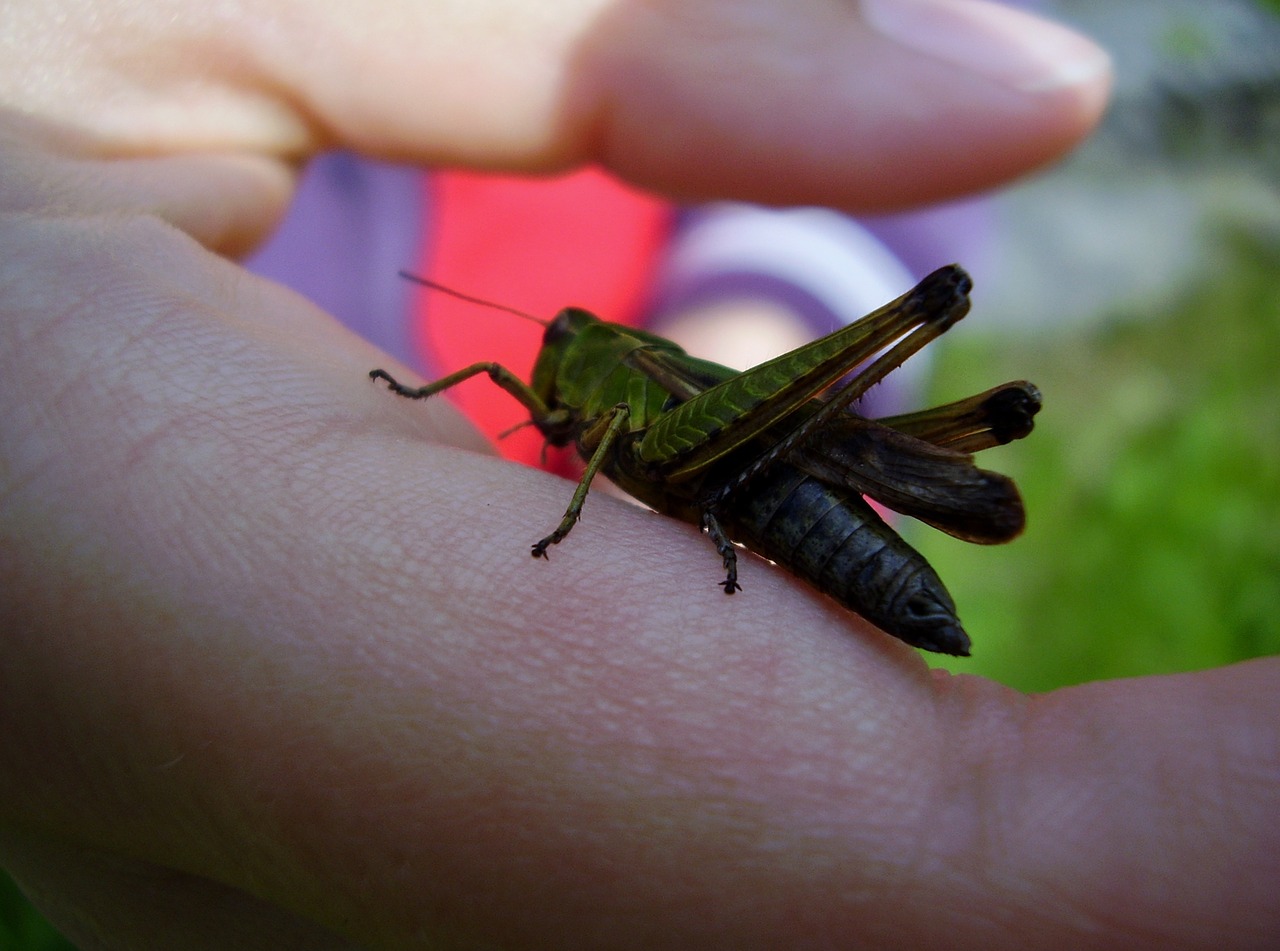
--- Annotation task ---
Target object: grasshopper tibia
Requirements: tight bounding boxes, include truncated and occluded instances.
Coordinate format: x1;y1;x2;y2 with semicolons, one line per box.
530;404;632;561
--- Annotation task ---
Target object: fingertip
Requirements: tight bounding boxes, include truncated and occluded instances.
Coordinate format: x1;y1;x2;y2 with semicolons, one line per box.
862;0;1112;98
853;0;1114;199
862;0;1114;183
582;0;1112;211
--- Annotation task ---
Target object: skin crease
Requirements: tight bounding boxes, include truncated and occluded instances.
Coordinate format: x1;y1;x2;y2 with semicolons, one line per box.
0;0;1276;949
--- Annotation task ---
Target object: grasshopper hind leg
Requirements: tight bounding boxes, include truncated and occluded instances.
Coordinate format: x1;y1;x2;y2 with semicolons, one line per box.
701;510;742;594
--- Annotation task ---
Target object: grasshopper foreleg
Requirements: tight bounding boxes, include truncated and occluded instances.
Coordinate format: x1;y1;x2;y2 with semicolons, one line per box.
370;368;433;398
531;404;631;559
701;510;741;595
370;364;554;420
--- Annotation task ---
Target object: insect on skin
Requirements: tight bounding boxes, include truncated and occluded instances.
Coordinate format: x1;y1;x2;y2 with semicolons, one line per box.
371;265;1040;656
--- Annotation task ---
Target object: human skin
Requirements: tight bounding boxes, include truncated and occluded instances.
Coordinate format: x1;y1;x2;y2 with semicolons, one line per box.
1;1;1276;949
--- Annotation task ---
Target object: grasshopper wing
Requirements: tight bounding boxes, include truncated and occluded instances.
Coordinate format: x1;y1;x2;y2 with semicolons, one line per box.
629;267;973;482
794;417;1025;544
793;382;1041;544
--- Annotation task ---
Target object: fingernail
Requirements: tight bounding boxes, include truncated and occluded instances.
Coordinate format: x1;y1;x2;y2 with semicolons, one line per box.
863;0;1112;94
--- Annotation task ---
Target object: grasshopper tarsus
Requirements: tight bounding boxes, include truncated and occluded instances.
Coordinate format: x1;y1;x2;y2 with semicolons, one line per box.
701;510;741;595
531;524;571;559
370;368;427;399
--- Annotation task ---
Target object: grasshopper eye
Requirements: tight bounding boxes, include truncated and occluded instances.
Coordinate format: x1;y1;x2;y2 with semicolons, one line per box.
540;312;576;345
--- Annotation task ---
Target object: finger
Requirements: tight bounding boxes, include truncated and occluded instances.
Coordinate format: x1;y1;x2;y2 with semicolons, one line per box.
563;0;1114;208
939;657;1280;948
0;206;941;947
6;0;1111;210
6;208;1277;948
0;111;294;254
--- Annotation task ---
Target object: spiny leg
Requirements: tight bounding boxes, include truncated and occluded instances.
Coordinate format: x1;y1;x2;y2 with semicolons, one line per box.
701;509;741;594
531;404;631;559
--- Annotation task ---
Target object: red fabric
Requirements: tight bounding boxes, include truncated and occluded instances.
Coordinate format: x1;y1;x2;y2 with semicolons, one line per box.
413;168;673;468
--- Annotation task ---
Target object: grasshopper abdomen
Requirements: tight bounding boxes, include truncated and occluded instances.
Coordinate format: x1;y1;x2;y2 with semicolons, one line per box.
722;463;970;656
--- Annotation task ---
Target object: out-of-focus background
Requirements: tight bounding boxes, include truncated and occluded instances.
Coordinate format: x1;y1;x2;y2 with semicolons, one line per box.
917;0;1280;689
5;1;1279;946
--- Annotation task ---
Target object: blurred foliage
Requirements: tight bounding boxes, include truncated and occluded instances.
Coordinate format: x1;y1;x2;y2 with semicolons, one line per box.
921;231;1280;690
1;872;76;951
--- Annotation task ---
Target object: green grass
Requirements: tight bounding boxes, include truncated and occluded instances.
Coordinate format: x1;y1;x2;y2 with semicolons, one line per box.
919;232;1280;690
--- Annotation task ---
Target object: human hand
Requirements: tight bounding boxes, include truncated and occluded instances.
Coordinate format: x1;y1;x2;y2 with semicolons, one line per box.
3;1;1274;949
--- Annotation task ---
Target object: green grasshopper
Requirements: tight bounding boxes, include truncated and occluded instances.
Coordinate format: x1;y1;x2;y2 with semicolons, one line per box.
371;265;1039;656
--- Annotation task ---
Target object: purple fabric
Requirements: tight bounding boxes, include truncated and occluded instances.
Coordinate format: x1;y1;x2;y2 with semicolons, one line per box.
654;270;846;340
245;151;428;368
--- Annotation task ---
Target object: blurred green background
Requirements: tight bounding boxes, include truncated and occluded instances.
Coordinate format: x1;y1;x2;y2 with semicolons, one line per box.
6;0;1278;946
918;0;1280;688
0;875;75;951
920;231;1280;688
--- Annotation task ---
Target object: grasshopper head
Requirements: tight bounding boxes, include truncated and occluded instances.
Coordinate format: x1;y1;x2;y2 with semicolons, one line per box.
530;307;599;403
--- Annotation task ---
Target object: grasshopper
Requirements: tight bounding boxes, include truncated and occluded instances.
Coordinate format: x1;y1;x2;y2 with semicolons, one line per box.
371;265;1039;656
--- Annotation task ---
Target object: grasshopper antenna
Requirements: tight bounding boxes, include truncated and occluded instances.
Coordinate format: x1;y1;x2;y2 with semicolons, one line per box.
398;270;548;327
